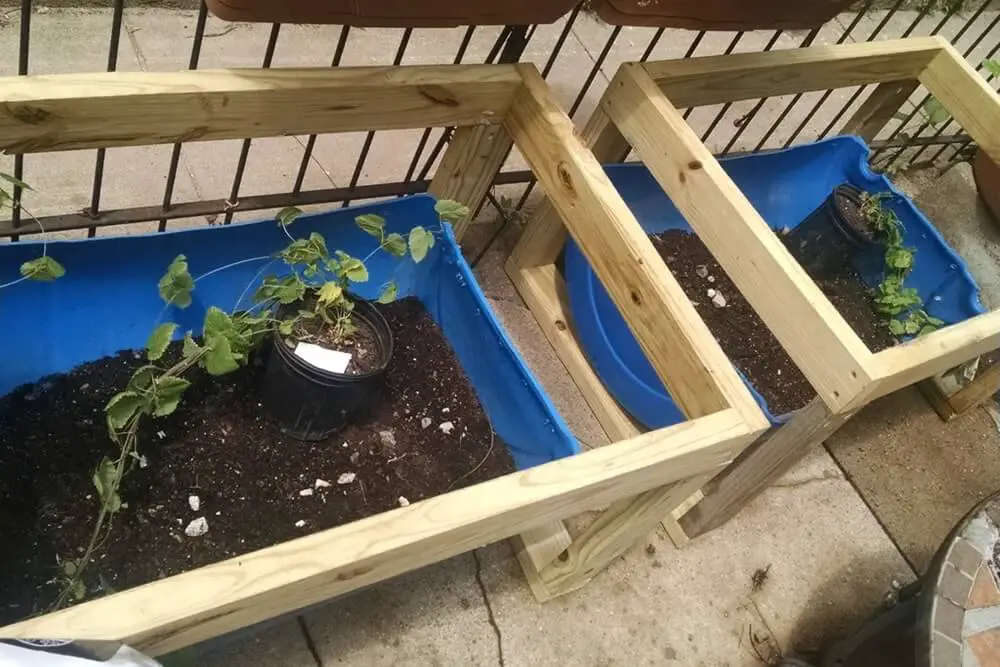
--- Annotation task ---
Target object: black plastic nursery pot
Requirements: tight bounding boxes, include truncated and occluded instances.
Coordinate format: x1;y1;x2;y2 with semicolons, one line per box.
785;184;882;277
260;299;394;441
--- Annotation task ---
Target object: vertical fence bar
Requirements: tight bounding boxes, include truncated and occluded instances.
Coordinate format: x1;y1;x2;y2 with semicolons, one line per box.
86;0;126;238
10;0;33;239
292;26;351;194
640;27;665;62
223;22;282;224
158;3;208;232
340;28;413;208
701;31;782;143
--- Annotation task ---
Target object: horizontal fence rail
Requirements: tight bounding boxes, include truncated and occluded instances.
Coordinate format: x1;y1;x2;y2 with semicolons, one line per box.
0;0;997;261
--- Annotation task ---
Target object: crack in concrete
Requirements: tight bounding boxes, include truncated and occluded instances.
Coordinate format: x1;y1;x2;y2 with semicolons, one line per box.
473;548;505;667
296;616;324;667
769;471;843;489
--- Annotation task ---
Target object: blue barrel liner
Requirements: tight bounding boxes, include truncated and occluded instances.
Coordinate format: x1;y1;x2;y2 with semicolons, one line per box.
0;194;578;470
565;136;986;430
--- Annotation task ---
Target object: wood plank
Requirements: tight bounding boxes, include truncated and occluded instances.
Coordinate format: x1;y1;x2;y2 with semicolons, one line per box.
428;124;513;240
680;398;855;538
2;409;754;654
605;64;874;412
507;264;641;440
945;359;1000;414
643;37;944;108
870;310;1000;401
842;80;921;143
507;106;631;271
919;42;1000;162
0;65;521;153
504;63;768;429
661;475;712;549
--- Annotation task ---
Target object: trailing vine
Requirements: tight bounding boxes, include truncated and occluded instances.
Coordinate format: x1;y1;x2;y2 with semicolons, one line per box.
0;172;66;286
50;199;468;609
862;192;944;337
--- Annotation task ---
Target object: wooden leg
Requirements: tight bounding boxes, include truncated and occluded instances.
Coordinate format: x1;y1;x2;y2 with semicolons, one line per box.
679;398;855;539
660;474;712;549
428;124;512;240
842;79;920;143
920;357;1000;420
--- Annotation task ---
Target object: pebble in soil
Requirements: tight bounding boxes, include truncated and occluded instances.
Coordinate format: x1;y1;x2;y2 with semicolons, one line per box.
651;230;896;415
0;298;514;622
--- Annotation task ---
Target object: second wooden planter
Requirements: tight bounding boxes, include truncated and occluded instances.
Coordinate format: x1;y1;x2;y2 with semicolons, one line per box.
974;147;1000;223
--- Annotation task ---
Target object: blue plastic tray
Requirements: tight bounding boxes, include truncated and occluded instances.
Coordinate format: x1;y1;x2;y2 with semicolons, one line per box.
0;195;579;469
565;136;986;429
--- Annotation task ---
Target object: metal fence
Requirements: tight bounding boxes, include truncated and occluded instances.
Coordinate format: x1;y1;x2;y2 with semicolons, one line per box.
3;0;999;261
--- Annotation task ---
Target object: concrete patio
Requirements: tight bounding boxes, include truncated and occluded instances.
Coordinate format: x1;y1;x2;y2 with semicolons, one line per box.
2;5;1000;665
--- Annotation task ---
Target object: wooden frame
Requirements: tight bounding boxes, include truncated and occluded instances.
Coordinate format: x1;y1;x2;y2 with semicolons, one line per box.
521;37;1000;542
0;62;770;650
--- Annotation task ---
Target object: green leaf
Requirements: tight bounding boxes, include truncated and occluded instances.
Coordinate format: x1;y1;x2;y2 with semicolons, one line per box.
434;199;470;223
105;391;147;430
278;318;295;336
377;280;398;304
158;255;194;308
204;335;239;376
71;578;87;601
276;206;302;227
355;213;386;238
127;365;158;392
888;319;905;336
318;281;343;305
92;456;122;514
182;332;202;359
409;226;435;263
904;318;921;335
152;376;190;417
59;557;79;578
922;97;950;127
203;306;233;339
382;232;407;257
0;172;32;191
20;256;65;282
925;315;945;327
335;254;368;283
886;248;913;270
0;188;10;208
146;322;177;361
984;59;1000;78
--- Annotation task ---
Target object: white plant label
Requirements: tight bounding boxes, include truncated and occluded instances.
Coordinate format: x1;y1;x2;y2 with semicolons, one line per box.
293;342;352;374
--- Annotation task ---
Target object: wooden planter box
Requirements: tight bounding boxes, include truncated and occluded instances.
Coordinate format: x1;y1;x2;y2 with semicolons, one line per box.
0;63;769;651
515;36;1000;540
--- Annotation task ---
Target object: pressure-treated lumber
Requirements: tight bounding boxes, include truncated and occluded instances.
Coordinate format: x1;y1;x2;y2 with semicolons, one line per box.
504;63;767;428
604;63;874;412
0;65;521;153
842;80;921;143
428;124;513;239
680;399;855;538
920;361;1000;420
3;409;755;653
642;37;943;108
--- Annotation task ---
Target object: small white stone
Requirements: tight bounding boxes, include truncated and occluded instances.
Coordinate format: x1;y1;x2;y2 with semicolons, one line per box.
337;472;356;485
707;276;715;283
295;519;306;528
398;496;410;507
695;265;709;278
184;517;208;537
138;455;149;469
80;383;90;391
781;226;791;236
711;292;727;308
314;478;331;488
299;488;314;497
421;417;433;429
341;442;348;448
188;495;200;512
439;421;455;434
442;407;450;413
379;430;396;448
706;288;716;298
156;430;166;440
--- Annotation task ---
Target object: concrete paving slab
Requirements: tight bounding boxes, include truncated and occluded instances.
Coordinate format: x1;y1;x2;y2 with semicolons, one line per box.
303;553;500;666
826;387;1000;574
188;617;316;667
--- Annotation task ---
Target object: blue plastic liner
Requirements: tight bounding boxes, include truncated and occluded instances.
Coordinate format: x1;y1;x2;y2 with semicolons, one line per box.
565;136;986;429
0;195;579;469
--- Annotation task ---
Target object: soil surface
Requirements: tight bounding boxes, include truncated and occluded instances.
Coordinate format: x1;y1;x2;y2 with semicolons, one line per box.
0;298;513;622
652;230;895;415
835;188;876;241
289;301;383;375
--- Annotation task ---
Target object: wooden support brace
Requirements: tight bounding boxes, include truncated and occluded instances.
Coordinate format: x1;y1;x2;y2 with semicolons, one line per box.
920;360;1000;421
428;124;513;240
842;80;920;143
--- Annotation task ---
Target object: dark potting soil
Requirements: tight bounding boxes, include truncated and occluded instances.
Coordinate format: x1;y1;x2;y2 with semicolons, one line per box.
835;188;876;242
290;306;383;375
652;230;895;416
0;298;513;622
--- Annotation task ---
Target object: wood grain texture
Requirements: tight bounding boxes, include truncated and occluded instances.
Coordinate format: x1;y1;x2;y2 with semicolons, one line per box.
2;409;754;653
428;124;513;239
0;65;521;153
643;37;944;108
680;398;854;538
871;310;1000;401
606;64;874;412
919;42;1000;162
943;360;1000;414
507;106;630;270
661;474;712;548
842;79;920;143
505;63;768;429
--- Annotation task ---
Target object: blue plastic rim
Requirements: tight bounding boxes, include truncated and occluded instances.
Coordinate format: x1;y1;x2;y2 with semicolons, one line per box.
565;136;987;430
0;194;579;470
